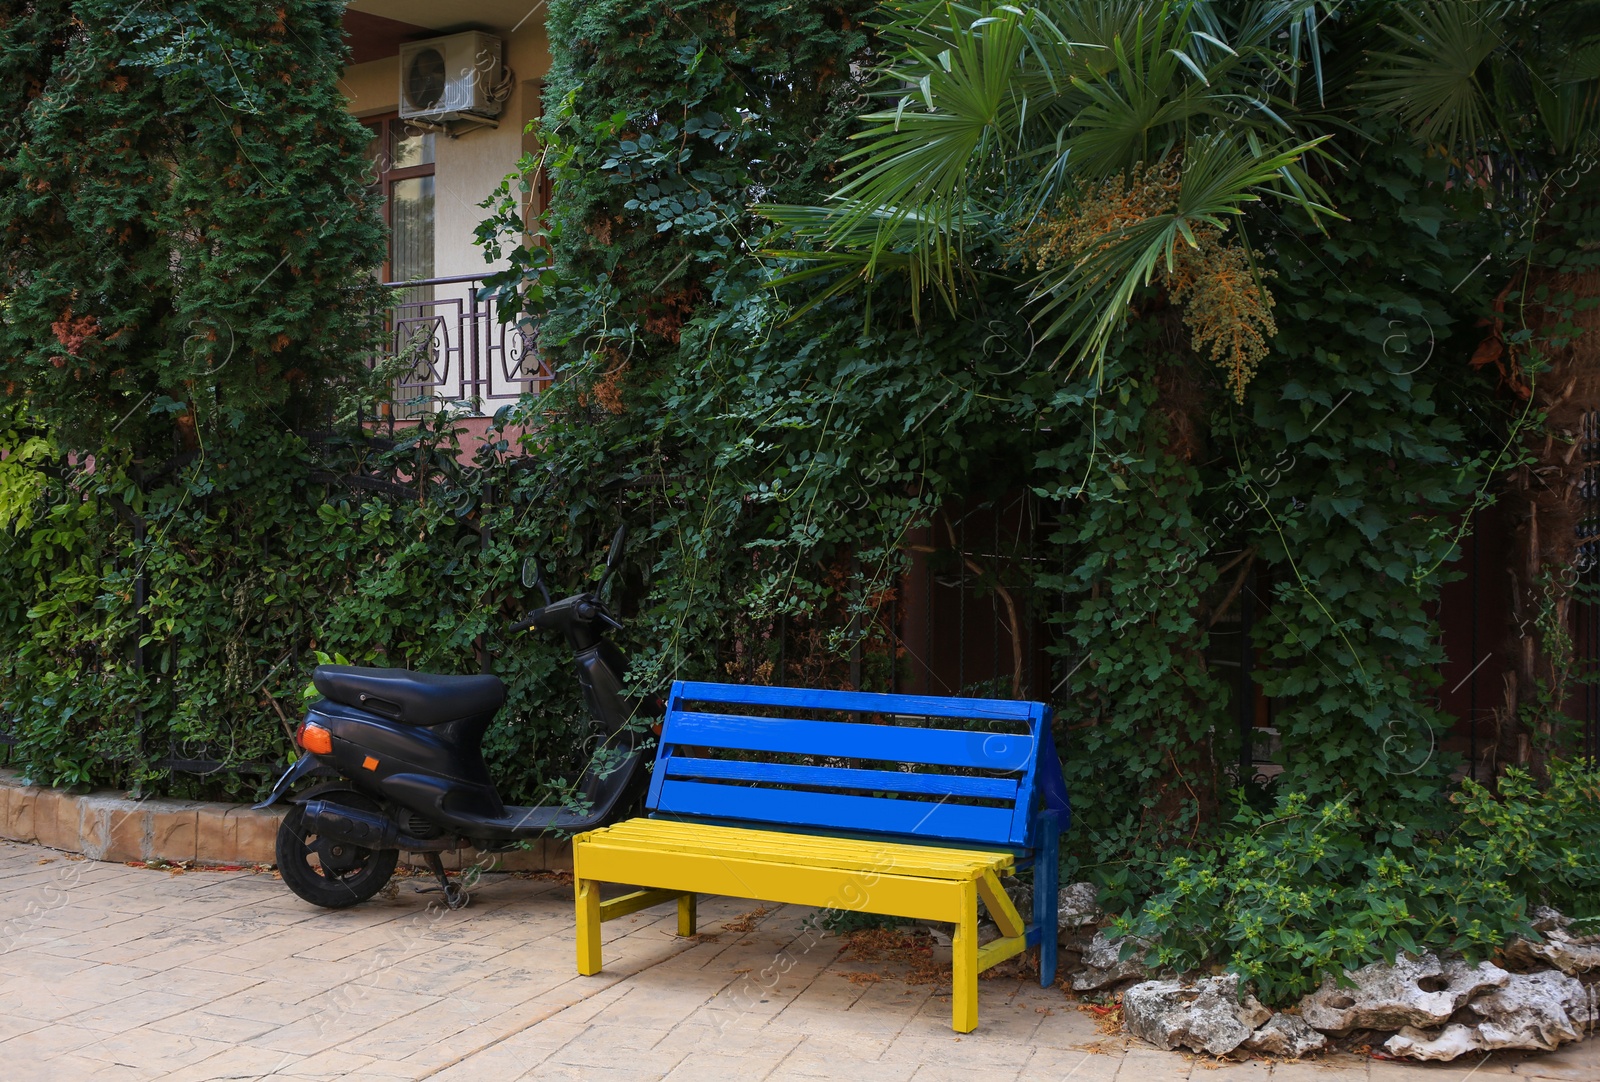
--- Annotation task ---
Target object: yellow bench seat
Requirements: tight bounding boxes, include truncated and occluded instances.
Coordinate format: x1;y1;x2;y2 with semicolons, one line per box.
574;817;1032;1032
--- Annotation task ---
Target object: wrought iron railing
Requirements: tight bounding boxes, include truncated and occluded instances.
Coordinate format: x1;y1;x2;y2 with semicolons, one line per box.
371;274;552;420
1579;410;1600;765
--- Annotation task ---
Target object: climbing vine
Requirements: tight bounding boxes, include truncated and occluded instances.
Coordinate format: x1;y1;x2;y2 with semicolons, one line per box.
1;6;1595;999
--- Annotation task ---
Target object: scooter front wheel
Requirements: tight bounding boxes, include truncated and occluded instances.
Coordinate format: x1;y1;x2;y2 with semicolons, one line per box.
275;795;399;909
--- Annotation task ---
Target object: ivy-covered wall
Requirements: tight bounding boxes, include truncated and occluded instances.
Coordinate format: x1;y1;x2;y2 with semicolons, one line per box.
0;5;1594;971
0;0;383;456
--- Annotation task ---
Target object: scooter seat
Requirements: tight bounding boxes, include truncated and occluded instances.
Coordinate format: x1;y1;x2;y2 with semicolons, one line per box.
313;665;505;726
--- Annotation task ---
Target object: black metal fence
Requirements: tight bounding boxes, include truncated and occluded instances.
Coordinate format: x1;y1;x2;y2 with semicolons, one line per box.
880;492;1268;782
12;399;1600;783
372;274;552;421
1578;410;1600;765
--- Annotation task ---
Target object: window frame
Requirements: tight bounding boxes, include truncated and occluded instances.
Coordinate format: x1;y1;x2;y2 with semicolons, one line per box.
362;113;436;284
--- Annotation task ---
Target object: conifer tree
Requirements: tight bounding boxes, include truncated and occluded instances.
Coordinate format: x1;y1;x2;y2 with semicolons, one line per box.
0;0;385;457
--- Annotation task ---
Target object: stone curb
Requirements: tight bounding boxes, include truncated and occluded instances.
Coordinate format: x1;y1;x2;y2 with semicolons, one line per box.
0;769;570;873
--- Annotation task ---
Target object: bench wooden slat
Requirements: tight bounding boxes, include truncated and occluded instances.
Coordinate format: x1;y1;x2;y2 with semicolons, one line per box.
613;817;1019;869
586;818;1012;878
662;756;1021;801
578;841;973;924
674;681;1039;722
655;780;1019;844
658;711;1036;771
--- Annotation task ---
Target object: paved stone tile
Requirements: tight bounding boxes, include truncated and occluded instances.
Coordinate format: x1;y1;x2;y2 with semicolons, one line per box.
426;1041;546;1081
191;979;319;1025
771;1055;919;1082
143;968;269;1002
2;990;110;1023
0;948;98;982
158;1043;307;1082
1118;1046;1196;1079
1022;1045;1124;1080
0;1022;108;1058
519;1064;684;1082
11;1051;153;1082
1505;1039;1600;1080
908;1064;1028;1082
1279;1058;1372;1080
3;839;1597;1082
146;1007;283;1044
1189;1059;1273;1082
74;1027;236;1074
661;1050;790;1080
886;1031;1040;1072
267;1048;408;1080
0;1012;44;1044
61;987;198;1032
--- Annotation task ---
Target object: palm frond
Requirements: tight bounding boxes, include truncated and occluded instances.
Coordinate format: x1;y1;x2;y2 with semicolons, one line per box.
758;202;991;322
1027;130;1336;380
755;0;1347;391
1361;0;1508;156
821;3;1048;301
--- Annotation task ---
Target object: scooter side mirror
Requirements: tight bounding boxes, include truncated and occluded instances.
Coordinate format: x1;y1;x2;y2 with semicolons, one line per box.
598;524;627;596
522;555;552;605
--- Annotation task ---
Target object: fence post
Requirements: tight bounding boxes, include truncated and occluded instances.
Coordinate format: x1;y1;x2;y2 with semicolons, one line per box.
849;555;862;691
1238;567;1255;784
478;482;492;676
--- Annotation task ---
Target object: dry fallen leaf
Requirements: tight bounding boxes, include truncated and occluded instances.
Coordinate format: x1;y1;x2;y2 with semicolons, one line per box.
723;906;770;934
1077;1000;1124;1034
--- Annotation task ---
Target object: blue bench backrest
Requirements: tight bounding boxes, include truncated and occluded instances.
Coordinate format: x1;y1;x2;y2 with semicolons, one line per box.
646;681;1069;849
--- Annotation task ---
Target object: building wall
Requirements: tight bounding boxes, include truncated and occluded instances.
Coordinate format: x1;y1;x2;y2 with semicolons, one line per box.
341;23;550;280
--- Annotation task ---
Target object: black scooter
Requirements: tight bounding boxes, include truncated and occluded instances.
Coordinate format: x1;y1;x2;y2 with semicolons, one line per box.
255;526;653;910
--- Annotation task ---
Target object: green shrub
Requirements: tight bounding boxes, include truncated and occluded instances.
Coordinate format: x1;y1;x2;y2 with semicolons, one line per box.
1117;760;1600;1006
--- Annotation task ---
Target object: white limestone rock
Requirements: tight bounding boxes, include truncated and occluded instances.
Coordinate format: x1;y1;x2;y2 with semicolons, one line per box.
1002;881;1032;923
1058;881;1103;930
1298;953;1509;1035
1001;882;1101;932
1472;969;1596;1043
1382;969;1596;1061
1383;1024;1485;1062
1240;1013;1329;1058
1070;930;1152;991
1122;974;1273;1057
1501;926;1600;976
1531;906;1570;932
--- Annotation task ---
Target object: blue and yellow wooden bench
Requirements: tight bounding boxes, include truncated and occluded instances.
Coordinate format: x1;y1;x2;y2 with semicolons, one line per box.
571;681;1070;1032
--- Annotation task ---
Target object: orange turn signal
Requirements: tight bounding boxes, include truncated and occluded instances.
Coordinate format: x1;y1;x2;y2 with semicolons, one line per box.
299;723;333;755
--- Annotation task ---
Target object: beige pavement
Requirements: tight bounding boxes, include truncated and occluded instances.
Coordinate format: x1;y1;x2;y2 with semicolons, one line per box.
0;839;1593;1082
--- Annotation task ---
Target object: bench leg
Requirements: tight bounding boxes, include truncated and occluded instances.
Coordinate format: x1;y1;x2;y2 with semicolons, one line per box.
1036;809;1060;987
677;892;697;937
952;879;979;1033
576;878;602;976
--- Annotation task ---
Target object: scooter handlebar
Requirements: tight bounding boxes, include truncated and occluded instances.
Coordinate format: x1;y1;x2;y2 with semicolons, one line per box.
510;594;621;634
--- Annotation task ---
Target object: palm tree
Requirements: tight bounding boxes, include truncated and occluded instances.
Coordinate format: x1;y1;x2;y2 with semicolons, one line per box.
760;1;1355;828
761;0;1344;397
763;0;1600;773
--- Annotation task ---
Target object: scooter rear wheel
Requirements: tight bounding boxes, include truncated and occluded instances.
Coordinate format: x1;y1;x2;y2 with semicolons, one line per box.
276;794;399;909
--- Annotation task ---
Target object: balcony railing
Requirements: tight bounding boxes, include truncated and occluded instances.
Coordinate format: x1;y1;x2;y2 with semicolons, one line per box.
370;274;552;420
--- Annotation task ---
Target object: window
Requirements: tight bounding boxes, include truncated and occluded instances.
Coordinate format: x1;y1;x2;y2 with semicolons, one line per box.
364;116;437;418
364;116;435;293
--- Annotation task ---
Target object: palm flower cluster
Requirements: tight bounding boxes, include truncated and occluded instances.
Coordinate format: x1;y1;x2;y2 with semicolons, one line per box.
1022;162;1276;401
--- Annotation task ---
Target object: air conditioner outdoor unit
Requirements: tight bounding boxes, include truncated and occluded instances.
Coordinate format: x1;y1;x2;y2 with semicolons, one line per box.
398;32;504;123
